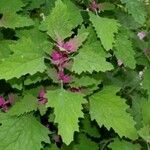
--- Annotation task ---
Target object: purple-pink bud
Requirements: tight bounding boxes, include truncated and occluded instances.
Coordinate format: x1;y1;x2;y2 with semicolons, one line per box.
58;71;71;83
51;51;63;61
51;51;69;67
89;0;100;12
39;89;46;98
38;89;47;105
57;39;77;53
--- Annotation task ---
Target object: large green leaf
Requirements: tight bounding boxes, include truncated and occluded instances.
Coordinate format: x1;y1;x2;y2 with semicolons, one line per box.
89;86;138;139
120;0;146;25
114;29;136;69
0;13;34;29
72;41;113;74
46;89;86;145
90;13;120;51
40;0;82;40
0;38;46;80
0;113;50;150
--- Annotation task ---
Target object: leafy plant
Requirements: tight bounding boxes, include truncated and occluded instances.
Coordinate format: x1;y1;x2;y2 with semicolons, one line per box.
0;0;149;149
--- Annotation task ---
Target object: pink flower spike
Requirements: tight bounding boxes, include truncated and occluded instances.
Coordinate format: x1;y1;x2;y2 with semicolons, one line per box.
38;89;47;105
0;96;5;107
89;0;100;12
38;89;46;98
51;50;69;67
57;38;78;53
137;32;145;40
58;71;71;83
51;51;63;61
62;41;77;53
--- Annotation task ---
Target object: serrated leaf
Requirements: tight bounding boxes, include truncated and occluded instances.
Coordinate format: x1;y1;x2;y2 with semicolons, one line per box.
116;12;141;29
71;75;99;87
0;113;50;150
8;94;38;116
40;0;82;40
8;78;23;90
0;40;12;59
73;133;99;150
80;114;100;137
90;13;120;51
0;0;25;13
0;13;34;29
120;0;146;25
46;89;86;145
114;29;136;69
0;38;46;80
138;124;150;143
89;86;138;139
72;41;113;74
16;26;53;54
108;138;141;150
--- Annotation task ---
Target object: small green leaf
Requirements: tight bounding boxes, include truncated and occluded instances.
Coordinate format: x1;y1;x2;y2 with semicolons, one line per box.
8;94;38;116
90;13;120;51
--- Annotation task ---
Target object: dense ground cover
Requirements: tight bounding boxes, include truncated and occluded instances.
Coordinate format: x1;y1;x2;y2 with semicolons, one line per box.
0;0;149;149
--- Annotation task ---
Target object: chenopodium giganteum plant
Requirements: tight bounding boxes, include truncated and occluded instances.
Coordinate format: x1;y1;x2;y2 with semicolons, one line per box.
0;0;149;149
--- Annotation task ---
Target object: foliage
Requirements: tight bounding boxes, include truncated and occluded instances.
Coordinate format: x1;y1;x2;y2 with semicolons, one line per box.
0;0;149;149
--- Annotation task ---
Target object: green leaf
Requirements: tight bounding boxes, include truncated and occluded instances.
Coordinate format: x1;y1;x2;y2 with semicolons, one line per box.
90;13;120;51
16;26;53;54
0;13;34;29
71;75;99;87
143;68;150;97
114;29;136;69
0;38;46;80
72;41;113;74
0;40;12;59
73;133;99;150
8;94;38;116
8;78;23;90
40;0;82;40
46;89;86;145
89;86;138;139
120;0;146;25
108;138;141;150
0;113;50;150
141;99;150;124
80;114;100;138
138;124;150;143
116;12;141;29
0;0;25;13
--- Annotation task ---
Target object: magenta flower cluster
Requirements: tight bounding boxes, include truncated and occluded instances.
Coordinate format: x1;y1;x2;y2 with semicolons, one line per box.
51;38;78;84
0;94;14;112
89;0;100;12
